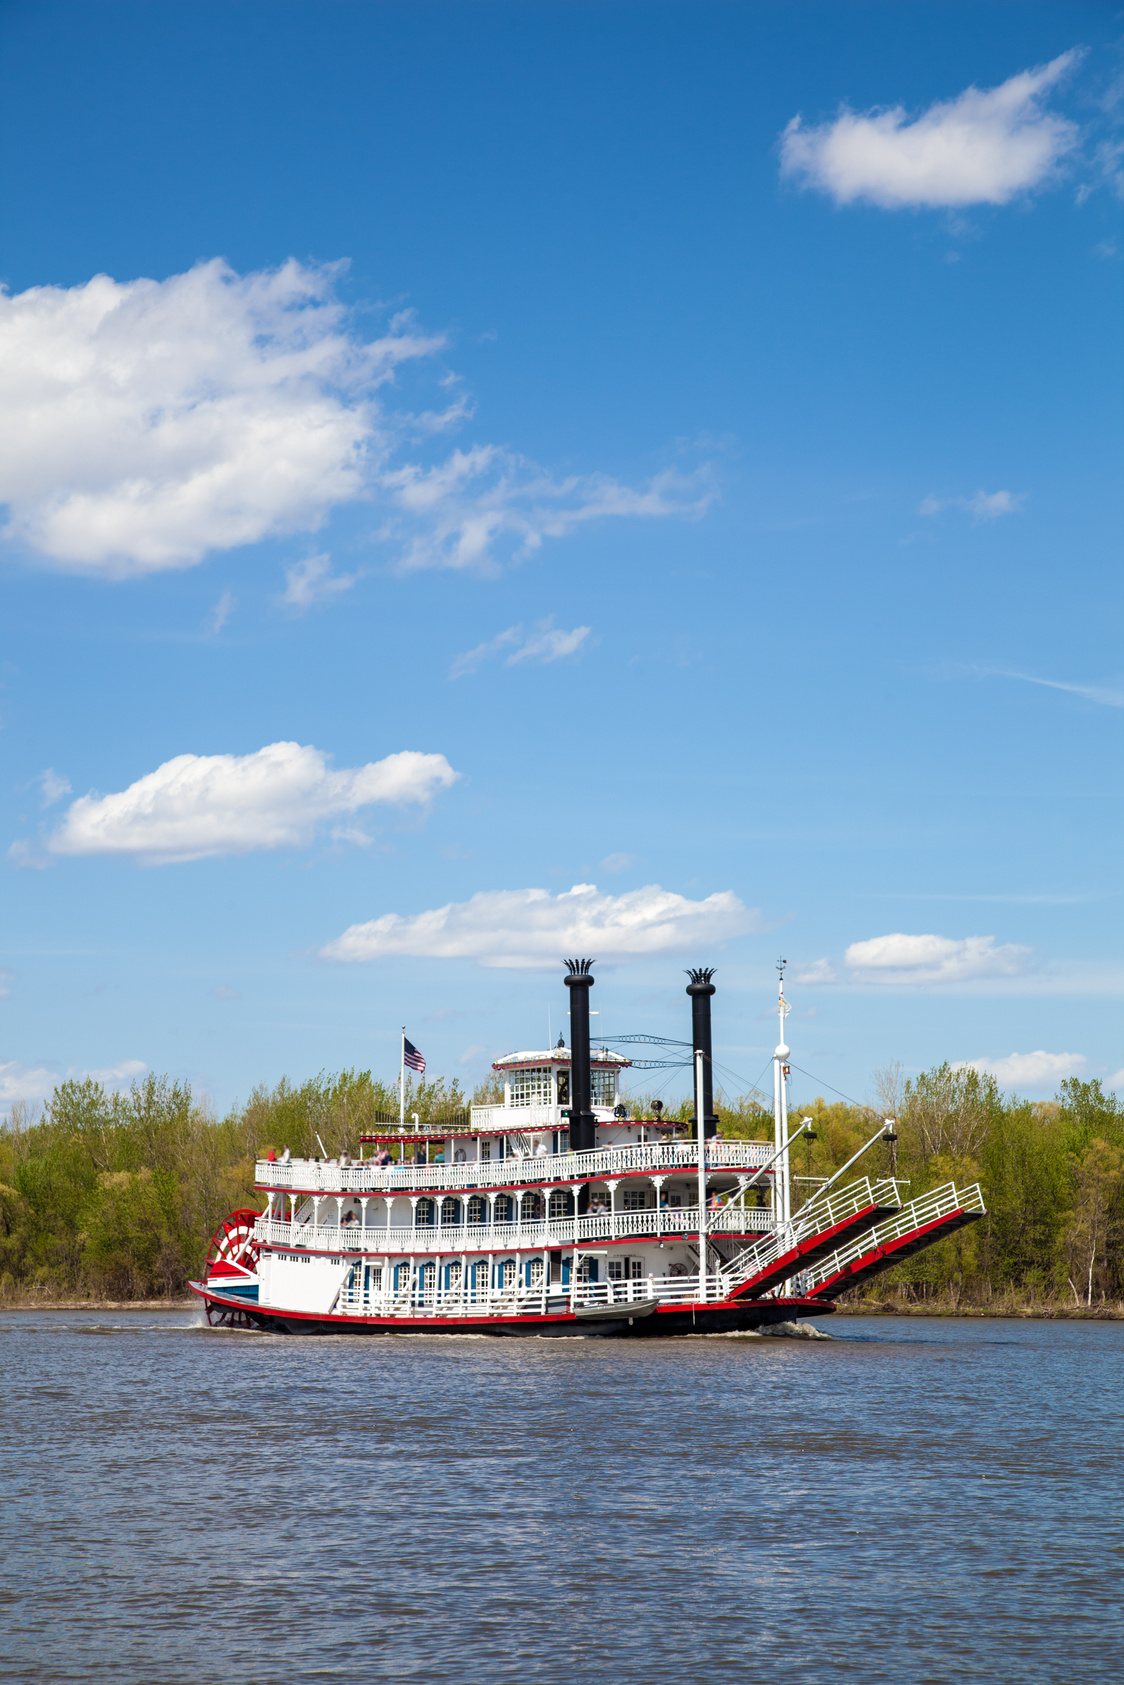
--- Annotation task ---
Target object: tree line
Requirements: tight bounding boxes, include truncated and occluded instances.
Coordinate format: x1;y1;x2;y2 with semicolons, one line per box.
0;1063;1120;1307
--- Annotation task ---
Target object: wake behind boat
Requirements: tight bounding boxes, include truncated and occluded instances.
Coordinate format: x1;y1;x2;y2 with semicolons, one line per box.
191;960;985;1335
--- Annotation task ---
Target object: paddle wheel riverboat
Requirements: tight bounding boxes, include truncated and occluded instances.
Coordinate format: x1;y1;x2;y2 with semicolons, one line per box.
191;960;985;1335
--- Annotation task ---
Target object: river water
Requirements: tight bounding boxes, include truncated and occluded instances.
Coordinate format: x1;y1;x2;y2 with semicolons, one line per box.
1;1310;1120;1684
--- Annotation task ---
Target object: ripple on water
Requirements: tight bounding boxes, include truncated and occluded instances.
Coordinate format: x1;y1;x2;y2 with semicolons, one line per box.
0;1310;1121;1684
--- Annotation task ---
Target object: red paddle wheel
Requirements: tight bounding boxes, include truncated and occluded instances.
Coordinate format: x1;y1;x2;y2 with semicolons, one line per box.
202;1207;263;1327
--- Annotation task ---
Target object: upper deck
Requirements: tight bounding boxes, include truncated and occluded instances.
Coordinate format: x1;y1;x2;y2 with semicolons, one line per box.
256;1134;773;1196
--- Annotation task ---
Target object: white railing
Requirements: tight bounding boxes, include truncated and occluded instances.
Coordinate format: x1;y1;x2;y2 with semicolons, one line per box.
256;1136;774;1196
718;1176;903;1292
335;1267;713;1319
802;1182;985;1295
257;1201;772;1258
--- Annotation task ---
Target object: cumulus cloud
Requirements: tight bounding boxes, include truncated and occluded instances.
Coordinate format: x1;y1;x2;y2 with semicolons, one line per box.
450;617;591;678
794;958;837;985
281;552;359;609
955;1050;1087;1091
39;741;459;864
843;933;1032;985
920;489;1025;520
0;1056;146;1112
321;881;760;969
0;258;709;578
780;51;1080;208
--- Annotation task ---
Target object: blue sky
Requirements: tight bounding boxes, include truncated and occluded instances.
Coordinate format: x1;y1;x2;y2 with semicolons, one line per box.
2;1;1121;1115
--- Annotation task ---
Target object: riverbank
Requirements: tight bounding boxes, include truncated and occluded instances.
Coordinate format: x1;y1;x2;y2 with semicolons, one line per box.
0;1296;196;1311
833;1298;1124;1321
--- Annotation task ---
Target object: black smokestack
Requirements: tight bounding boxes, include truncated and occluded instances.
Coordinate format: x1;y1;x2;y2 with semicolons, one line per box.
686;967;717;1140
563;958;596;1153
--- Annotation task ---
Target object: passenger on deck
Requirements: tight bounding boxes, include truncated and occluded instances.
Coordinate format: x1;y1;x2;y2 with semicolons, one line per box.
377;1149;391;1167
535;1140;550;1158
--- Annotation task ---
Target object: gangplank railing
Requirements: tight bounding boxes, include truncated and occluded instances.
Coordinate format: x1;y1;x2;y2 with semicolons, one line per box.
714;1177;904;1295
802;1181;986;1297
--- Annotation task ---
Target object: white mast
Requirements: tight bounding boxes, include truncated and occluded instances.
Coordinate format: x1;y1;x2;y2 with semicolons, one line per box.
772;959;792;1238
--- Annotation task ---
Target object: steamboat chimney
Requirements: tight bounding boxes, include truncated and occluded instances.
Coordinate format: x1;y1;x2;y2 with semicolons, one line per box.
686;966;718;1139
563;958;596;1153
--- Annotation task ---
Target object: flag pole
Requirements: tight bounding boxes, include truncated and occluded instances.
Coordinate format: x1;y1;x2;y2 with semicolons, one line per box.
400;1025;406;1132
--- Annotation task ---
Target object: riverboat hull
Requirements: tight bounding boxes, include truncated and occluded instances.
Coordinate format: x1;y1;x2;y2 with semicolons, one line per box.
189;1278;836;1337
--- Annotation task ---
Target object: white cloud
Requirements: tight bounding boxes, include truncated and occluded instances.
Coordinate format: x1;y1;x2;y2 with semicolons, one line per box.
955;1050;1087;1091
41;741;459;864
0;969;15;999
600;853;637;874
37;768;71;806
1111;1068;1124;1090
0;258;709;578
844;933;1032;985
388;452;711;575
321;881;760;969
989;670;1124;709
0;260;439;576
281;552;359;609
795;958;837;985
920;489;1025;520
0;1056;147;1113
208;589;235;634
780;51;1080;208
450;617;591;678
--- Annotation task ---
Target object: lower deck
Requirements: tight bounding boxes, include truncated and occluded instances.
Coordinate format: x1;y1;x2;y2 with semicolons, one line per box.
192;1277;835;1337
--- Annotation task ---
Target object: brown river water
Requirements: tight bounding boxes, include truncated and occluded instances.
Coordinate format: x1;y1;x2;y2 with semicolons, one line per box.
1;1309;1120;1683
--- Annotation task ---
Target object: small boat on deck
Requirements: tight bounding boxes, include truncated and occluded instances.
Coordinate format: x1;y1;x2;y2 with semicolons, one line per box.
191;960;985;1336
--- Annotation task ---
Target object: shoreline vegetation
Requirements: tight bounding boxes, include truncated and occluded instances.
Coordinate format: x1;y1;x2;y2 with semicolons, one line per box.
1;1064;1121;1311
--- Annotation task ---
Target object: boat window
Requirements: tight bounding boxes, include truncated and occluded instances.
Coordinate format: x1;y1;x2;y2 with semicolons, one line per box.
527;1258;544;1288
576;1257;598;1283
494;1195;515;1224
466;1195;486;1225
446;1261;462;1292
500;1259;516;1290
415;1198;435;1228
440;1196;462;1226
591;1069;616;1107
474;1260;491;1294
548;1190;573;1220
509;1066;553;1107
556;1070;570;1106
520;1192;544;1222
622;1189;649;1211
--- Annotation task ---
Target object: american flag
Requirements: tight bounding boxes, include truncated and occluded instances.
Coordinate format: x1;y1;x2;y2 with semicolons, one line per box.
403;1036;426;1074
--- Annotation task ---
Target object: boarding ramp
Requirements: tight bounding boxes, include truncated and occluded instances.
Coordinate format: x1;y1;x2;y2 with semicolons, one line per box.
803;1181;986;1299
720;1178;905;1300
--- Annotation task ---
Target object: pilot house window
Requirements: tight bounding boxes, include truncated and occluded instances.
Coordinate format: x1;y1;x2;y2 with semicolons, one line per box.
591;1068;616;1107
509;1066;553;1107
